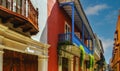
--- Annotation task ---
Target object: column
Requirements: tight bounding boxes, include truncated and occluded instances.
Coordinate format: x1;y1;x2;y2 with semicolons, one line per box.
82;23;84;42
58;56;62;71
75;57;79;71
69;57;74;71
71;3;74;43
0;50;3;71
38;56;48;71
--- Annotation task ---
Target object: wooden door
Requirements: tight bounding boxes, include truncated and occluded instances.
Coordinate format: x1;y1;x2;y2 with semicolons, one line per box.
3;49;38;71
62;57;68;71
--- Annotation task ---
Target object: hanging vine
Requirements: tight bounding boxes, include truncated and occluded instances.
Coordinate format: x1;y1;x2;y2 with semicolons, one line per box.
89;54;94;70
79;45;85;67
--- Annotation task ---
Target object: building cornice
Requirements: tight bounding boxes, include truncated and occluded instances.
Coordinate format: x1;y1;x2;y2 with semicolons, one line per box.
0;23;50;57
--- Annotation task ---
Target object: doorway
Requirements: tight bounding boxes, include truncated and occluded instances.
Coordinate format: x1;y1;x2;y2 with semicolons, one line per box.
62;57;68;71
3;49;38;71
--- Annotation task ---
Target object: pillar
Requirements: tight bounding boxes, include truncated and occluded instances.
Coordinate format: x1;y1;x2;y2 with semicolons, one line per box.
38;56;48;71
0;50;3;71
69;58;74;71
58;56;62;71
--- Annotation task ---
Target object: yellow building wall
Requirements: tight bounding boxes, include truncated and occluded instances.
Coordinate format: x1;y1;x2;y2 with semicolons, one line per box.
112;15;120;71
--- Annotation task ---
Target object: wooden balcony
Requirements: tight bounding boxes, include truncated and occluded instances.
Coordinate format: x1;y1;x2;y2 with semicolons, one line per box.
0;0;38;35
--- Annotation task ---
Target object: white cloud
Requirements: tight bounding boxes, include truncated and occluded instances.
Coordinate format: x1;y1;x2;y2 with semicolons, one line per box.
85;4;109;15
99;37;113;51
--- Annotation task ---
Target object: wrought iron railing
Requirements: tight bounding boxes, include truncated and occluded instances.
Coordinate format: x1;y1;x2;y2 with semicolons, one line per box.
58;33;72;44
59;33;93;54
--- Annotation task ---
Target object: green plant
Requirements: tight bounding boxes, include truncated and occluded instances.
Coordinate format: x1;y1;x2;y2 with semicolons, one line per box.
89;54;94;68
79;45;85;67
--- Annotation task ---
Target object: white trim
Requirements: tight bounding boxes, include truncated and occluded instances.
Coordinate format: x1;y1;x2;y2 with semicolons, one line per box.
0;51;3;55
64;21;71;33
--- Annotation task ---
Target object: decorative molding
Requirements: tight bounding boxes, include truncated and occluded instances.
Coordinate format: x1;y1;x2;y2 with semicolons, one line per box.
0;51;4;55
0;24;49;58
38;55;49;59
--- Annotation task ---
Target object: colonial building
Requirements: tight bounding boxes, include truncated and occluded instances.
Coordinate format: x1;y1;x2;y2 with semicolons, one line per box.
0;0;49;71
48;0;95;71
94;34;105;71
111;11;120;71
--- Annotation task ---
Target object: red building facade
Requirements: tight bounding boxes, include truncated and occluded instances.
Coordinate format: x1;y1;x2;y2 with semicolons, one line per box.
48;1;71;71
48;0;95;71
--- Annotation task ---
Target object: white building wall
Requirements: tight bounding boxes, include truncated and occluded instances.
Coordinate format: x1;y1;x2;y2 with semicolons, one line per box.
31;0;48;44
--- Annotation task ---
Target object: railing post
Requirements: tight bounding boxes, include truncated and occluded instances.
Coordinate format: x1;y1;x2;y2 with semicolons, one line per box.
88;34;90;48
92;39;95;54
71;3;74;43
82;23;84;43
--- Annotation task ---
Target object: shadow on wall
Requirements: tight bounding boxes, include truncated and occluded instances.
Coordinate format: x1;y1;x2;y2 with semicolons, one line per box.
40;24;47;43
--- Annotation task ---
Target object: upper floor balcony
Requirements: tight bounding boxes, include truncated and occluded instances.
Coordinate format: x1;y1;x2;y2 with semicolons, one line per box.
94;47;100;60
59;32;94;54
0;0;38;35
58;0;94;54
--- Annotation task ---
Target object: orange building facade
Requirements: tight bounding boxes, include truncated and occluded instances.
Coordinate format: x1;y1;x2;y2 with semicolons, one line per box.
111;12;120;71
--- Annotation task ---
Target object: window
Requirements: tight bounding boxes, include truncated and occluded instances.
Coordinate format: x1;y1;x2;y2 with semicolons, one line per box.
65;22;70;34
114;31;118;40
65;22;71;41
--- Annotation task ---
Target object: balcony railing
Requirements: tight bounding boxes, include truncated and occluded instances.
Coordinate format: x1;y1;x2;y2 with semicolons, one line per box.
0;0;38;35
28;0;38;29
73;34;92;54
59;33;72;44
59;33;92;54
94;48;100;59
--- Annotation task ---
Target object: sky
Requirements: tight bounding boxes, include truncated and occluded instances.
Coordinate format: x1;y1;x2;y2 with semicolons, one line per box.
80;0;120;64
